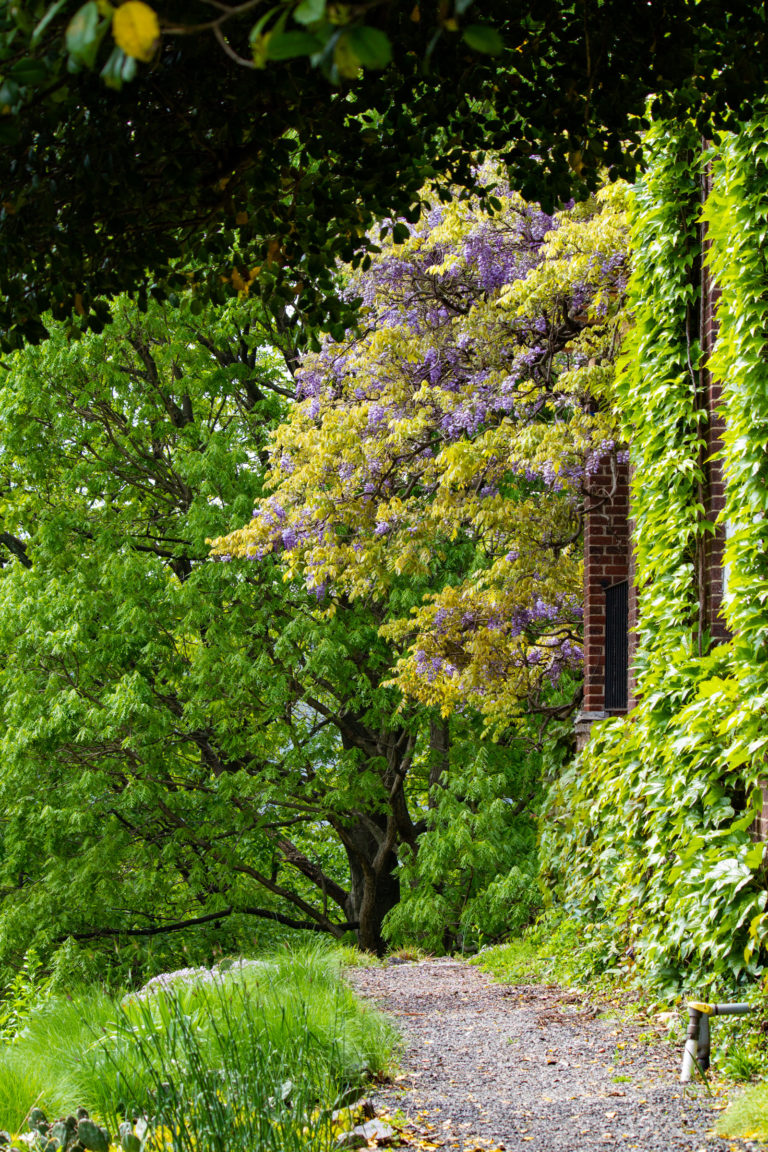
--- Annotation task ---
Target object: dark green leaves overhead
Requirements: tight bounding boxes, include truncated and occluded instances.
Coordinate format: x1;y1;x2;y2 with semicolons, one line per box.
344;27;393;70
265;31;323;61
0;2;765;349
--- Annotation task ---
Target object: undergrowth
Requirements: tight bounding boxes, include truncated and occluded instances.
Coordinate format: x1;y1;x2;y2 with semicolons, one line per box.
0;943;397;1140
715;1083;768;1141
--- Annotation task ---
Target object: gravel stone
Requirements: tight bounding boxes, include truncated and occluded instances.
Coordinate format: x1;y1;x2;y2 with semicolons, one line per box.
348;957;758;1152
335;1133;367;1149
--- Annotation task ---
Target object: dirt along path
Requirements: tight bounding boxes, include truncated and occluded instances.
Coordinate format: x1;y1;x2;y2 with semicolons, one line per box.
347;957;760;1152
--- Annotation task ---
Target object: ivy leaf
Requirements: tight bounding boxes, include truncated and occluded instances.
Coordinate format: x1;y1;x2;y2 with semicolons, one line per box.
745;842;765;871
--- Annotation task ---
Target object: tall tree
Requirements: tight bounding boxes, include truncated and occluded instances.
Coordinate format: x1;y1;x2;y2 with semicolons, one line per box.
0;294;519;961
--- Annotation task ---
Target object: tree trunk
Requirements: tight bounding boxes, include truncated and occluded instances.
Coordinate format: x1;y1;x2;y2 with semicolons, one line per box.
339;815;401;956
428;718;450;806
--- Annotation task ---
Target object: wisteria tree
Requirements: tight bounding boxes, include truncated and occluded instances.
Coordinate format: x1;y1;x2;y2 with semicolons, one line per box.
215;174;630;733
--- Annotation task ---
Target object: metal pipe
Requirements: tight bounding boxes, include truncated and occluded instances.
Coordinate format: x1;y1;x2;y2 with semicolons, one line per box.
710;1003;751;1016
680;1007;701;1084
680;1001;753;1083
697;1010;710;1071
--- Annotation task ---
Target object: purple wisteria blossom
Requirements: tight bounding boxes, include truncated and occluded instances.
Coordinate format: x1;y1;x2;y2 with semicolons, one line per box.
233;172;627;721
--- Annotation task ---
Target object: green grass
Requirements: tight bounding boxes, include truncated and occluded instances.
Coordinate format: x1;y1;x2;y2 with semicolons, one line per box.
715;1083;768;1141
0;986;119;1128
0;942;397;1143
471;939;551;984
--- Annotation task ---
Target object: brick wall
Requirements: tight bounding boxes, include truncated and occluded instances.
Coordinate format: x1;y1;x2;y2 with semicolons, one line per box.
755;782;768;842
627;486;639;710
576;453;631;748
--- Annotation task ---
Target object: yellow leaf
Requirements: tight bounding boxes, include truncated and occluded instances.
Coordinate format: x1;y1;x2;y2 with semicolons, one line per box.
112;1;160;62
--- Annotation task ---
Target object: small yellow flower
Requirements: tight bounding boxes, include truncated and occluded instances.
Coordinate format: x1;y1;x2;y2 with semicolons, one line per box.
112;1;160;62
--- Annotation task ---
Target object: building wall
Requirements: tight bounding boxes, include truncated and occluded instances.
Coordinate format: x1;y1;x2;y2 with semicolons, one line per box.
575;453;630;749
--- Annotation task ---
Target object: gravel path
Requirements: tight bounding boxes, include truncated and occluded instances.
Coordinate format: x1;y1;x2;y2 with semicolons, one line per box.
347;958;759;1152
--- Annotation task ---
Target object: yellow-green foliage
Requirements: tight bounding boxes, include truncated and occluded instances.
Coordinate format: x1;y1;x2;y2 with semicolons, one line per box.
715;1083;768;1141
214;174;629;728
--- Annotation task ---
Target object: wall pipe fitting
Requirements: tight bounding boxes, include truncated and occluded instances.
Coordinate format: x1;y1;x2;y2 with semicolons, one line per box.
680;1001;752;1083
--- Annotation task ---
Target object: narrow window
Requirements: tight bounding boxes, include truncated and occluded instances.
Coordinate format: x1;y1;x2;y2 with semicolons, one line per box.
604;580;628;711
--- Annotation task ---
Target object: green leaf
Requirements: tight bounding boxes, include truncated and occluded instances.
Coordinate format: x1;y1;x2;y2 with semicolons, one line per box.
745;842;764;870
8;60;51;86
31;0;70;48
293;0;326;25
100;45;136;90
345;26;392;70
266;31;323;60
65;2;106;70
462;24;504;55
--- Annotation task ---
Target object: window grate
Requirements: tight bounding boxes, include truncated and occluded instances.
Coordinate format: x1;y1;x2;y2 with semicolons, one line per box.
605;580;628;711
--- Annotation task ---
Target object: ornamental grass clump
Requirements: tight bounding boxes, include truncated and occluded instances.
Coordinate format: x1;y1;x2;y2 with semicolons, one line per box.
0;945;397;1145
101;977;341;1152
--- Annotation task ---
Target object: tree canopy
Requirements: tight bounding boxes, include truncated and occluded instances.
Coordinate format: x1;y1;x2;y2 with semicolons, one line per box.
0;289;543;964
0;1;765;348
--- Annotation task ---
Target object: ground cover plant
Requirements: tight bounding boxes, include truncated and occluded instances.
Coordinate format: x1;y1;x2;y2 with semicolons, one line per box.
0;944;396;1146
715;1082;768;1142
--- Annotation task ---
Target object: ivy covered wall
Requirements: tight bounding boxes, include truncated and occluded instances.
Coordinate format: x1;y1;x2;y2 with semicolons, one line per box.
544;121;768;994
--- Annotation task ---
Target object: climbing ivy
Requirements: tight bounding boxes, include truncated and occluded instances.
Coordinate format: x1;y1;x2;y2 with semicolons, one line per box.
615;120;707;681
704;120;768;956
544;121;768;995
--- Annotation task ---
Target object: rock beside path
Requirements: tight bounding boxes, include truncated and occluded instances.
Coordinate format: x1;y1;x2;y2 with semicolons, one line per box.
347;958;759;1152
